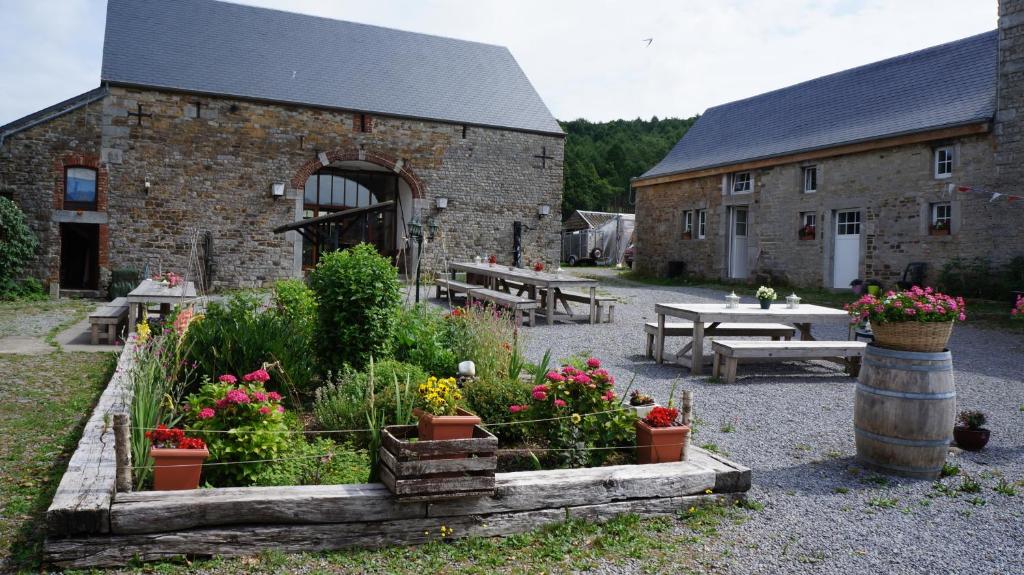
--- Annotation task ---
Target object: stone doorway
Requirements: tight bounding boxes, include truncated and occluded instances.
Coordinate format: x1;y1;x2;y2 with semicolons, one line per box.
59;223;99;290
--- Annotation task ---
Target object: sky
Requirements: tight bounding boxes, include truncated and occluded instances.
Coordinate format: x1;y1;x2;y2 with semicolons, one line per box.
0;0;999;127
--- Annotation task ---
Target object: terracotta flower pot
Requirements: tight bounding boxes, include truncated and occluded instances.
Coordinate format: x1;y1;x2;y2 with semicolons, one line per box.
150;447;209;490
635;420;690;464
413;408;481;441
953;426;990;451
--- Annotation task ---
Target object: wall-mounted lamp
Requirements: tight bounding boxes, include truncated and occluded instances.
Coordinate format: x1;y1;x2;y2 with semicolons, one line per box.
271;182;285;198
435;197;448;210
537;204;551;218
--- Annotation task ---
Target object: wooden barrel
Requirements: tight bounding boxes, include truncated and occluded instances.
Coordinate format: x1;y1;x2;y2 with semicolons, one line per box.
854;345;955;479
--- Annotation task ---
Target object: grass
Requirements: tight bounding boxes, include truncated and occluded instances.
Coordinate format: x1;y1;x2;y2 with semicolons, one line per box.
867;497;899;509
940;462;961;478
0;350;116;572
959;475;983;494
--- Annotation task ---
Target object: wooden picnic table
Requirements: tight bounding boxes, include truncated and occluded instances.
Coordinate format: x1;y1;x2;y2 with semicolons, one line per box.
449;261;599;325
653;302;853;374
126;279;198;333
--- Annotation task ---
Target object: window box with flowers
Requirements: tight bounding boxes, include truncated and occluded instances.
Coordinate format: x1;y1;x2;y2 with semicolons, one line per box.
635;406;690;464
929;221;950;236
798;224;816;241
147;425;209;491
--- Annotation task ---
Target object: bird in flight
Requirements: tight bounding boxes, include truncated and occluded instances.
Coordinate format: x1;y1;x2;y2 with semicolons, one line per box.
642;38;653;47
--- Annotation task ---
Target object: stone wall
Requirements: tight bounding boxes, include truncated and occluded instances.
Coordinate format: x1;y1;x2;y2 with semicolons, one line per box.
635;133;1022;288
2;86;563;290
997;0;1024;184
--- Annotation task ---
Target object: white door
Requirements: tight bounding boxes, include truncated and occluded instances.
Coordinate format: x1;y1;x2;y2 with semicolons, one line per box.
833;210;861;288
728;207;748;279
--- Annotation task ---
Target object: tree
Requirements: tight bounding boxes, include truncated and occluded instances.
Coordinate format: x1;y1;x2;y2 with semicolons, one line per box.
0;197;38;287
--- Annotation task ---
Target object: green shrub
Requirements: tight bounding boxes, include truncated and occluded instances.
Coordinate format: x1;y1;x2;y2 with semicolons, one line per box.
0;277;46;301
0;197;39;299
313;359;425;446
183;290;316;394
393;304;459;376
309;244;401;373
463;377;530;444
938;256;1024;300
274;278;317;336
448;304;518;382
249;438;370;486
184;374;292;486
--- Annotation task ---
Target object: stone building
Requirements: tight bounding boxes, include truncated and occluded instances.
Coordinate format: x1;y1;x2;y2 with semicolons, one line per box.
0;0;564;293
632;2;1024;289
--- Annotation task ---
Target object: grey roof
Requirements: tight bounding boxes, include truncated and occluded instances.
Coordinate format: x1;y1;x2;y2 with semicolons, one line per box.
0;86;107;139
101;0;562;135
563;210;634;231
641;31;997;180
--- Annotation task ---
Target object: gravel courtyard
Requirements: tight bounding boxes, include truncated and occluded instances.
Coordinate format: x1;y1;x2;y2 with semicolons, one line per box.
508;269;1024;575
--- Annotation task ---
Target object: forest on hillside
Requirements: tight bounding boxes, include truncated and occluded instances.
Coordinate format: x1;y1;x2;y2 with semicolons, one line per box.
559;116;696;217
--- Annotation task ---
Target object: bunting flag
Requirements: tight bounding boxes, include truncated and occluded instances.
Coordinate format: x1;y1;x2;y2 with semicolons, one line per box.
948;183;1023;204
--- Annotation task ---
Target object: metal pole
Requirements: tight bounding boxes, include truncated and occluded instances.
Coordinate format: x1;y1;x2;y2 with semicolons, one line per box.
415;234;423;303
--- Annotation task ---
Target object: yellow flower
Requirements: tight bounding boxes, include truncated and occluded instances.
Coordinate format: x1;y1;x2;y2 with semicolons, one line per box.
705;489;713;494
570;413;582;425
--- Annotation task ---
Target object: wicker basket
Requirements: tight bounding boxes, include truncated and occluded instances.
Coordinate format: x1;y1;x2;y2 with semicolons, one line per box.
871;321;954;353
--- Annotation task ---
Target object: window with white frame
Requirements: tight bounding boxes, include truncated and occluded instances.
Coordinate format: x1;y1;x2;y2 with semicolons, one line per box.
931;202;951;229
697;209;707;239
682;210;693;237
802;212;816;228
934;147;953;178
802;166;817;193
731;172;752;194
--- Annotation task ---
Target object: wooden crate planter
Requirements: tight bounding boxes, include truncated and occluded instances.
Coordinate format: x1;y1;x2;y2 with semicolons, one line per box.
378;424;498;501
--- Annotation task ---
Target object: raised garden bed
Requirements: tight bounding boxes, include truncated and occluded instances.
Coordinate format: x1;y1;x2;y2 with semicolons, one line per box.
43;342;751;569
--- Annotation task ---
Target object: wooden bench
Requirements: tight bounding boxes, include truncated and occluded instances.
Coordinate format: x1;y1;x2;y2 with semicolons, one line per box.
467;288;539;326
644;321;796;359
435;277;477;299
711;340;867;384
540;288;618;323
88;297;129;345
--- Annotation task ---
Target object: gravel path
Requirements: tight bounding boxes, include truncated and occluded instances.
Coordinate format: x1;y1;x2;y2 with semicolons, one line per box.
500;268;1024;575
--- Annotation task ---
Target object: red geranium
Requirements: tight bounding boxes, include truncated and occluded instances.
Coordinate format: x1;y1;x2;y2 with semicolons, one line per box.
643;406;681;428
145;424;206;449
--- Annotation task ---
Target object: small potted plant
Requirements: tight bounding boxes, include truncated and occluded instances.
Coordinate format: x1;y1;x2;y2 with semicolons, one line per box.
147;424;208;490
625;390;658;419
635;406;689;464
1011;295;1024;320
845;286;966;352
413;376;480;440
953;410;990;451
929;220;950;236
488;254;497;267
865;279;883;296
755;286;777;309
682;230;693;240
798;223;816;240
533;261;544;272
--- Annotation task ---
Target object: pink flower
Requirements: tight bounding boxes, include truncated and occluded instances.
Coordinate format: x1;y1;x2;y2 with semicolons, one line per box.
197;407;215;420
276;405;285;413
573;374;592;385
958;313;966;321
252;392;267;402
267;391;282;402
553;399;567;408
243;369;271;383
532;384;549;393
218;374;237;384
225;388;250;404
259;406;271;415
545;371;565;383
509;404;527;413
532;390;548;401
586;357;601;369
602;391;616;402
561;366;578;377
215;398;229;409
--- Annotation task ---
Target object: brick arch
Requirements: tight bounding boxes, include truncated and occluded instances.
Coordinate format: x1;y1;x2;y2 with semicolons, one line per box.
289;147;424;198
53;152;108;211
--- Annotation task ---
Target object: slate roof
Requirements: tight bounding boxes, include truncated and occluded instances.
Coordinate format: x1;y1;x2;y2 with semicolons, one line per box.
0;86;107;139
641;31;997;180
101;0;562;135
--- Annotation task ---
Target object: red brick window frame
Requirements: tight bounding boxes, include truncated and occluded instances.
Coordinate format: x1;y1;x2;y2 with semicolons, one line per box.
354;113;373;133
53;153;107;211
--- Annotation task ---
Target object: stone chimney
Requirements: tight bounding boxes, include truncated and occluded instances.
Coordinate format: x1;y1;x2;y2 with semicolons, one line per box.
995;0;1024;180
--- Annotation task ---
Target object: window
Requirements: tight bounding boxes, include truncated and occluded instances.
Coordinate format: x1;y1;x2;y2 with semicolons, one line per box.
64;167;97;210
931;202;952;231
731;172;752;194
697;209;707;239
799;211;816;239
836;210;861;236
802;166;817;193
934;147;953;178
682;210;693;237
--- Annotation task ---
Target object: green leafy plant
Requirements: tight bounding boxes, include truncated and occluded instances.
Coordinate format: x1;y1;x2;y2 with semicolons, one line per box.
393;304;459;376
447;303;518;382
941;462;960;477
184;371;292;486
309;243;401;373
0;197;39;300
313;359;425;445
463;377;530;444
525;348;554;388
957;410;987;430
249;438;369;486
994;478;1017;496
959;475;982;494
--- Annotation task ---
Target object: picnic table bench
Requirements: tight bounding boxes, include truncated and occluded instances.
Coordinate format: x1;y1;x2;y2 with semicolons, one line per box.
467;288;538;326
643;321;796;359
435;277;475;299
88;297;128;345
711;340;867;384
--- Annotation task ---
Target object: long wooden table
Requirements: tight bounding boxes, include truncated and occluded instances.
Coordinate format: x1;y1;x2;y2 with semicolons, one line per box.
126;279;198;333
449;262;599;325
653;302;852;374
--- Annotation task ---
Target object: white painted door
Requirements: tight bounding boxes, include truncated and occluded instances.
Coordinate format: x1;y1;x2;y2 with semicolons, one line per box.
729;207;748;279
833;210;861;288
